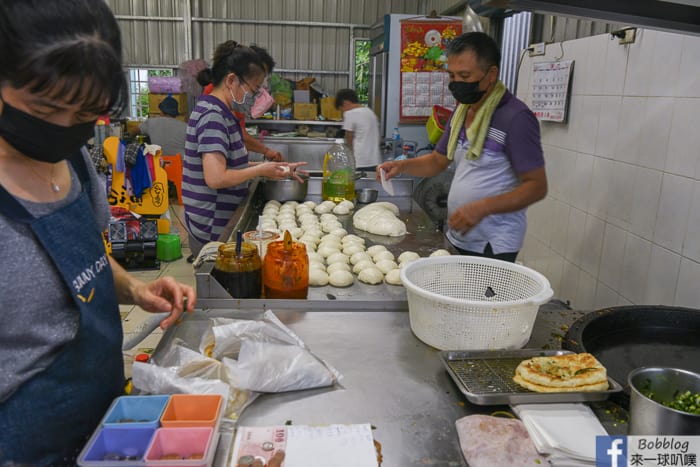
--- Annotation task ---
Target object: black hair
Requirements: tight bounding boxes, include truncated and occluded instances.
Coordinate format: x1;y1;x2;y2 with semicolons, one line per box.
0;0;128;116
335;89;359;109
250;45;276;74
446;32;501;73
205;41;265;87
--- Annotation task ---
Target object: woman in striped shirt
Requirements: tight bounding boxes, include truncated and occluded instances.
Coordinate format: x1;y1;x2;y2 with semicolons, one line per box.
183;43;305;255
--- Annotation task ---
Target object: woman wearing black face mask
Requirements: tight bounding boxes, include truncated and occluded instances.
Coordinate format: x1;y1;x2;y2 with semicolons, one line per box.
0;1;196;464
377;32;548;263
182;41;306;258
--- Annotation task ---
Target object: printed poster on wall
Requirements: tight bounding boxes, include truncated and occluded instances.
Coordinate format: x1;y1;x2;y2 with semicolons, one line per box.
399;17;462;123
531;60;575;123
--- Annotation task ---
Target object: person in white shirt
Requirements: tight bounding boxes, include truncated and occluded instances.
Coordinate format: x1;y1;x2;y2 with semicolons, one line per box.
335;89;382;170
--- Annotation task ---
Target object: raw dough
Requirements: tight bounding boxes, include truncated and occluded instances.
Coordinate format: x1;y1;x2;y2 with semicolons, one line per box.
326;252;350;265
375;259;398;274
326;262;351;274
314;201;336;214
307;252;324;263
332;204;351;215
350;251;372;265
309;268;329;287
430;249;451;257
302;201;316;209
317;244;340;258
366;245;388;257
352;259;375;275
338;200;354;210
329;228;348;238
358;267;384;285
341;234;365;245
309;260;326;271
372;250;395;263
385;269;402;285
352;202;406;237
329;270;354;287
342;244;365;256
398;251;420;264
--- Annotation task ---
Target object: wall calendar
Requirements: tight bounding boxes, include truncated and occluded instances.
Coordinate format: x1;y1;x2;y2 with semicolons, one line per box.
531;59;575;123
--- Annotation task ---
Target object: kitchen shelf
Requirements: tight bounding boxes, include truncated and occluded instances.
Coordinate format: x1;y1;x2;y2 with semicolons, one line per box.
247;119;342;126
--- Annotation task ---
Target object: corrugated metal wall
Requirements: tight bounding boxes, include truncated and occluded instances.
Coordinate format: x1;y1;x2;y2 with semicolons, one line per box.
107;0;464;94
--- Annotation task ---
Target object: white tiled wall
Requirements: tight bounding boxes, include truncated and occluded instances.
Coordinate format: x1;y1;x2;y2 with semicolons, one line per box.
517;29;700;310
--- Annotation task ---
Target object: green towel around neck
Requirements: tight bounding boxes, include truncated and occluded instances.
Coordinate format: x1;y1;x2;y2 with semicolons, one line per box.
446;80;507;161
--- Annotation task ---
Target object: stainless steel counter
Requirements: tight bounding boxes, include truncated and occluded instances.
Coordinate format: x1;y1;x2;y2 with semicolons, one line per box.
198;177;456;311
154;305;617;467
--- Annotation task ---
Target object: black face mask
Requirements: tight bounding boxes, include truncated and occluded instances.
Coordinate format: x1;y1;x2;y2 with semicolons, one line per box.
0;100;95;163
448;78;486;105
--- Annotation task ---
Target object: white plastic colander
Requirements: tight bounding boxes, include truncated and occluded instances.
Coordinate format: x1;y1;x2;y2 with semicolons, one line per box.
400;256;553;350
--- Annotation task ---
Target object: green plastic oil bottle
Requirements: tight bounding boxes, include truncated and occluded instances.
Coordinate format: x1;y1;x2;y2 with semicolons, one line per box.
322;138;356;202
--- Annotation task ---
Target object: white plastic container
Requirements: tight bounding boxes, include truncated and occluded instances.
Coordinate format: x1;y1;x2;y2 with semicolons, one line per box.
400;256;553;350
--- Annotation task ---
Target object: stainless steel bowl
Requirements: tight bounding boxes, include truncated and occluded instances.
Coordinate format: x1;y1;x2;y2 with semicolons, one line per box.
628;367;700;435
355;188;378;204
262;177;308;202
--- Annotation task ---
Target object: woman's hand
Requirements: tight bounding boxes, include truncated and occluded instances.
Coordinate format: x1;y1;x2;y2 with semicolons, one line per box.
236;451;285;467
130;276;196;329
376;160;403;180
253;161;308;182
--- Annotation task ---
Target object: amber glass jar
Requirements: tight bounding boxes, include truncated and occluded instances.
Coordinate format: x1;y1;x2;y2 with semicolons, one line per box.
263;231;309;299
212;242;262;298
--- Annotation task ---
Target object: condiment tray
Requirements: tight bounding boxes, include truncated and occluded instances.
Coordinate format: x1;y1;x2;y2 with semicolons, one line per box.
441;349;623;405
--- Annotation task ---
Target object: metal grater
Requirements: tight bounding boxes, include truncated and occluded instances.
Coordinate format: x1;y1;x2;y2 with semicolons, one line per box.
440;349;624;405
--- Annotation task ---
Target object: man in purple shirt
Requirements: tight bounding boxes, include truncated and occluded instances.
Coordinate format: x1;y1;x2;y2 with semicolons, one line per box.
378;32;547;262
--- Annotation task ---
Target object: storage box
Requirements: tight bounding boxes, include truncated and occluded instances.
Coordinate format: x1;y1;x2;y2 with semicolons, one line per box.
148;93;188;118
160;394;222;428
293;89;310;103
145;427;215;466
103;395;170;430
320;97;343;121
157;234;182;262
79;426;155;465
293;103;317;121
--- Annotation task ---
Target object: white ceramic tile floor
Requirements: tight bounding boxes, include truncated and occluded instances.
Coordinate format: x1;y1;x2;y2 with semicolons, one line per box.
121;202;195;379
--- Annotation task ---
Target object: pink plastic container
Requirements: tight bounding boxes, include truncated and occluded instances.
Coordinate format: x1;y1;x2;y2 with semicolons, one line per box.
145;427;215;467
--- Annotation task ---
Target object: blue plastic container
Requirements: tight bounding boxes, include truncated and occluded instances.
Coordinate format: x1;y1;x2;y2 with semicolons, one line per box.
103;395;170;430
79;426;155;465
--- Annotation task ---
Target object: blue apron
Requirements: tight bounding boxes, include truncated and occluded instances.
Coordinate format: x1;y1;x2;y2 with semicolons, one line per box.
0;155;124;465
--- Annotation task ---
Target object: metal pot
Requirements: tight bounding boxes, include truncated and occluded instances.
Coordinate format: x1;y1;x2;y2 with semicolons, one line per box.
628;367;700;435
355;188;378;204
262;177;308;202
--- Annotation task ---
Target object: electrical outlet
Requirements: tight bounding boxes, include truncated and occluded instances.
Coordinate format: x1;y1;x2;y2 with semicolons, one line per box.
618;28;636;45
528;42;546;57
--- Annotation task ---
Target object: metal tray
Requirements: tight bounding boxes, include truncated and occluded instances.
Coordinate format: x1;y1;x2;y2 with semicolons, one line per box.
441;349;623;405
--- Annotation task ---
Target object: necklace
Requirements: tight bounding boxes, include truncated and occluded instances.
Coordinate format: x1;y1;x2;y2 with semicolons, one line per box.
28;163;61;193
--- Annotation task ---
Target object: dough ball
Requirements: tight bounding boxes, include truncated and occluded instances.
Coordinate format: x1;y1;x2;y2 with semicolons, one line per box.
307;251;324;263
326;252;350;265
326;262;351;274
350;251;372;265
314;202;334;214
302;200;317;209
398;251;420;264
329;270;354;287
358;267;384;285
329;228;348;238
385;268;402;286
309;260;326;271
282;201;299;208
319;213;338;222
342;244;365;256
373;250;395;263
265;200;281;207
321;221;343;233
374;259;398;274
317;244;340;258
430;249;451;257
300;235;320;246
309;268;329;287
291;227;304;239
338;200;354;211
366;245;388;257
332;204;351;215
352;259;375;275
341;234;365;245
300;240;317;252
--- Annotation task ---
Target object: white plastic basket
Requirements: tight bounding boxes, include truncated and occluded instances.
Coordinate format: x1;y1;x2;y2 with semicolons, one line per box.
400;256;553;350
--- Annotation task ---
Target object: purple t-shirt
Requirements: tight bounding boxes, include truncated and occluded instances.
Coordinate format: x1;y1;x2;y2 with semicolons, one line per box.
435;90;543;173
436;91;544;254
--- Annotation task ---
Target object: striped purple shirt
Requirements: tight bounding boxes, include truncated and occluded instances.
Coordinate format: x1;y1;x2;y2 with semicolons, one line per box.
182;95;249;245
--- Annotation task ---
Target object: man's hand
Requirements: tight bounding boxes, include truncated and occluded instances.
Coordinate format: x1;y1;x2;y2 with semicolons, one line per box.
448;199;490;234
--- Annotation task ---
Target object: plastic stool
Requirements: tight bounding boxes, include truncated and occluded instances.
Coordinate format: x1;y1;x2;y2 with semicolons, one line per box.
160;154;183;205
157;233;182;261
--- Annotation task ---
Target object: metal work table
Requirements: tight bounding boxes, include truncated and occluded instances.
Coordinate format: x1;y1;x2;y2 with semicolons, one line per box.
196;176;455;311
154;305;605;467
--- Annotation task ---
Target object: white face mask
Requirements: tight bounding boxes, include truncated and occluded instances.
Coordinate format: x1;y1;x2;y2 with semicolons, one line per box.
229;83;248;106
